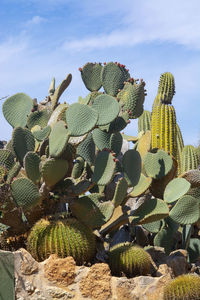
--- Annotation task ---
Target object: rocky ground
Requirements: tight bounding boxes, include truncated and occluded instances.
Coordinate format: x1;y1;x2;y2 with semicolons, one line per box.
9;247;199;300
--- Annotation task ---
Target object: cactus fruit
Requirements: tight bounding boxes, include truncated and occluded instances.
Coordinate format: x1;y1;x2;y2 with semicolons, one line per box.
108;243;151;277
163;274;200;300
27;216;96;264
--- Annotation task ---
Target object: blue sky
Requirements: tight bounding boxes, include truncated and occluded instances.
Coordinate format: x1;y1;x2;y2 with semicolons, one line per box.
0;0;200;146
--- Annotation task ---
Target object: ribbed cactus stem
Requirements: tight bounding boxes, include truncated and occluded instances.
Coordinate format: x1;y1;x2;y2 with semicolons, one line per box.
163;274;200;300
138;110;151;133
181;145;199;174
176;123;184;175
151;73;177;159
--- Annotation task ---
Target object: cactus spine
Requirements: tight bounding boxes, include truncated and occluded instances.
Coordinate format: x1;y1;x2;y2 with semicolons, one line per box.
151;73;177;159
108;243;151;277
176;123;184;174
180;145;199;173
163;274;200;300
27;216;96;264
138;110;151;133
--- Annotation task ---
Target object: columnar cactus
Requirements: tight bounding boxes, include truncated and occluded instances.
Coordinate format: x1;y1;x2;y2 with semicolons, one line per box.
151;72;177;159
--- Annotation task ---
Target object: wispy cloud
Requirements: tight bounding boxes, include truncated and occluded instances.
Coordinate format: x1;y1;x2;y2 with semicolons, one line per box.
25;16;46;26
62;0;200;51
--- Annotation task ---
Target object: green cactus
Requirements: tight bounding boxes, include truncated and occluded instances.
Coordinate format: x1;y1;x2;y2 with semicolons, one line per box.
11;177;41;210
122;149;141;187
176;123;184;174
71;157;85;179
118;80;146;119
27;109;50;130
180;145;199;174
50;74;72;110
49;121;70;158
163;178;191;203
163;274;200;300
138;110;151;133
12;127;35;165
66;103;98;136
80;62;102;92
101;62;130;96
24;151;41;184
143;149;173;179
27;216;96;264
91;94;120;126
70;193;114;229
41;158;68;187
92;150;117;185
76;133;95;165
108;243;151;277
151;72;177;158
2;93;33;128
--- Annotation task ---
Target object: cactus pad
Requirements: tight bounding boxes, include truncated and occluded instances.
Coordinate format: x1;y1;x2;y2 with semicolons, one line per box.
50;74;72;109
122;150;141;187
169;194;199;224
24;152;41;184
101;62;130;96
70;193;114;229
92;150;116;185
164;178;191;203
77;133;95;165
2;93;33;128
130;197;169;225
49;121;70;158
12;127;35;165
91;94;120;126
11;177;40;210
41;159;68;186
66;103;98;136
27;109;50;129
130;174;152;197
143;150;173;179
80;62;102;91
112;177;128;207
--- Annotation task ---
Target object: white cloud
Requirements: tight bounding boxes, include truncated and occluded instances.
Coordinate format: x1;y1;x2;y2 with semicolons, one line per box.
62;0;200;51
26;16;46;26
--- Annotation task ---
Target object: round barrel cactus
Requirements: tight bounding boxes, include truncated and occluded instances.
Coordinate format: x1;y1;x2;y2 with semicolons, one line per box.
163;274;200;300
108;243;151;277
27;216;96;264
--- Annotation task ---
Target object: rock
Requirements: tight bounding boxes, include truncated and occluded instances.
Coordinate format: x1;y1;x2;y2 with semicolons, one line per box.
114;274;172;300
166;249;189;276
44;254;76;286
79;263;112;300
18;248;39;275
146;246;168;266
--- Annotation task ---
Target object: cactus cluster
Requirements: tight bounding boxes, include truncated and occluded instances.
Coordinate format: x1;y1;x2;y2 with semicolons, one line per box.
0;61;199;277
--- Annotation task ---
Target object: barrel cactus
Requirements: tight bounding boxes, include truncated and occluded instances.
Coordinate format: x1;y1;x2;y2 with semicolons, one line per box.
163;274;200;300
27;215;96;264
108;243;151;277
